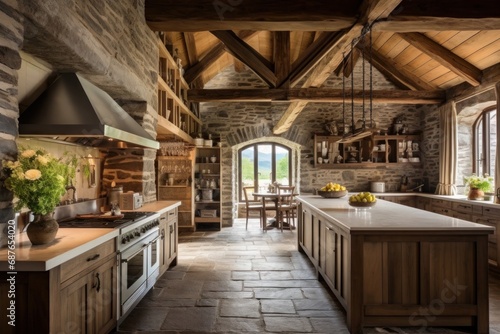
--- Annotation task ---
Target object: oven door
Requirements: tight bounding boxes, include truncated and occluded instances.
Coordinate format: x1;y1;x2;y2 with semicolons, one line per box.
147;233;161;285
120;231;157;312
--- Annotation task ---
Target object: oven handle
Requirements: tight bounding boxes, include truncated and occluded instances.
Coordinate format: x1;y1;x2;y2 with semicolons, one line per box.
149;235;160;244
121;244;148;263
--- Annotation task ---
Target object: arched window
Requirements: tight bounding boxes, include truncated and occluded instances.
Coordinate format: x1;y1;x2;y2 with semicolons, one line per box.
473;106;497;177
238;143;292;201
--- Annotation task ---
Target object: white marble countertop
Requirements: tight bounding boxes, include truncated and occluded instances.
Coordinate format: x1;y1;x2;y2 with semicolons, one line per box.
0;200;181;272
297;194;495;232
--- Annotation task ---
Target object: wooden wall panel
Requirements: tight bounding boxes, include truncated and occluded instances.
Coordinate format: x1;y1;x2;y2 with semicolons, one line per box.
363;242;384;304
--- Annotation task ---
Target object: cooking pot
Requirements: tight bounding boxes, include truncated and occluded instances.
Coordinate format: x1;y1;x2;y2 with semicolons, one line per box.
370;181;386;193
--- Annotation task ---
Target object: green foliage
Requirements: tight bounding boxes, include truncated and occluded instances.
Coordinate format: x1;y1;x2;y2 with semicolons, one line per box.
464;173;494;192
276;156;289;180
241;156;254;180
2;146;78;215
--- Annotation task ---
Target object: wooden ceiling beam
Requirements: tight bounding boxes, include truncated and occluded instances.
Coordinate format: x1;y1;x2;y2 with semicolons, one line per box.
187;88;445;104
398;32;482;87
211;30;277;87
182;32;198;68
183;30;257;85
273;0;403;134
274;31;290;88
288;31;347;88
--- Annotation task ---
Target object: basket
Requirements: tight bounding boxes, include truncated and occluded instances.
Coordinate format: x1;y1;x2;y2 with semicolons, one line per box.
317;190;348;198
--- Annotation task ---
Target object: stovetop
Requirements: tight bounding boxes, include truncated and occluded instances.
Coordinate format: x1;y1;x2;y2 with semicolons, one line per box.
58;212;155;229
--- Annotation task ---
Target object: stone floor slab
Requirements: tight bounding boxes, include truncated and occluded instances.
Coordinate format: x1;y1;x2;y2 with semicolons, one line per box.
160;307;217;331
264;316;313;332
220;299;261;318
261;299;296;314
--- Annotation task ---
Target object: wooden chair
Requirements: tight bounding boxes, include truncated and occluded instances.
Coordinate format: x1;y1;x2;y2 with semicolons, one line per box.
242;186;265;230
276;185;297;232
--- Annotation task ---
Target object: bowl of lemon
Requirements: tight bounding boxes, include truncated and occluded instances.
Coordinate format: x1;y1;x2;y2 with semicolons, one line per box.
348;192;377;208
317;182;348;198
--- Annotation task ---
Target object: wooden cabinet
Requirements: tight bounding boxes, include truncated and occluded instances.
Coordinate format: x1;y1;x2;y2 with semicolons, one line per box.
313;134;421;168
156;37;201;143
474;206;500;272
60;255;117;334
159;207;178;275
0;238;117;334
377;195;416;208
298;204;320;267
318;219;348;308
194;147;222;230
157;155;194;229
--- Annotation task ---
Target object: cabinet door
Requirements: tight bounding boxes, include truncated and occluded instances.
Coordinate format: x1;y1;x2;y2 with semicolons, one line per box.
159;222;168;275
168;219;178;265
323;224;337;290
302;208;313;258
60;274;92;334
94;257;117;334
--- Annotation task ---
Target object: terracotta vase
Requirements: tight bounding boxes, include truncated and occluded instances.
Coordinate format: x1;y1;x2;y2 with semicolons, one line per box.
467;187;484;201
27;213;59;245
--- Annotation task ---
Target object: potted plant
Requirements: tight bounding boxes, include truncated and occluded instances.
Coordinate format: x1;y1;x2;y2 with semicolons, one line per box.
2;146;77;244
463;173;494;200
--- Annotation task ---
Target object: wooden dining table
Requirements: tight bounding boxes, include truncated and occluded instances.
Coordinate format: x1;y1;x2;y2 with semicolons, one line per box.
252;191;298;230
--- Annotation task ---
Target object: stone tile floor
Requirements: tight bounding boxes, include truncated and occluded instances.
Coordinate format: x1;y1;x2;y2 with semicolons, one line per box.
116;219;500;333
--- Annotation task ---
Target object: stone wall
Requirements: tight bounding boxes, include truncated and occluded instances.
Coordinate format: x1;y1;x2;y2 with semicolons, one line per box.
201;64;439;225
0;0;160;214
0;0;24;224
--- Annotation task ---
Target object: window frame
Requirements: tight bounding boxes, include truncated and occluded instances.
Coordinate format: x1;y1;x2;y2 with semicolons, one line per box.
238;142;292;202
473;106;496;175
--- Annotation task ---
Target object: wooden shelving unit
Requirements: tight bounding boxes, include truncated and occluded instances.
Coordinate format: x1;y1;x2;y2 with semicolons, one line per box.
156;38;202;143
313;134;422;168
157;154;195;230
194;147;222;231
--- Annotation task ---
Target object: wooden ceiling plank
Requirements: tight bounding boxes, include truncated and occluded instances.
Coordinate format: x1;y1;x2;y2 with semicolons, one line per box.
274;31;291;87
472;49;500;70
183;32;198;68
393;45;422;67
184;30;257;85
211;30;277;87
452;30;500;59
233;58;247;73
187;88;445;104
399;32;482;86
369;47;436;91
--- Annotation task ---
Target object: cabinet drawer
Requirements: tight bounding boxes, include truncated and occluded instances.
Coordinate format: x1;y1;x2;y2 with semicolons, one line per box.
431;206;452;217
60;239;116;282
475;218;497;244
452;202;472;214
431;199;452;209
452;212;473;222
166;207;178;221
483;206;500;218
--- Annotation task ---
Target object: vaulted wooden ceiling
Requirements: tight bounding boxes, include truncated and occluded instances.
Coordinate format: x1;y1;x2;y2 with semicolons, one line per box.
146;0;500;134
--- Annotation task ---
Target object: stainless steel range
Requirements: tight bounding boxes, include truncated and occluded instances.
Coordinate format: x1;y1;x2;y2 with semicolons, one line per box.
59;211;161;320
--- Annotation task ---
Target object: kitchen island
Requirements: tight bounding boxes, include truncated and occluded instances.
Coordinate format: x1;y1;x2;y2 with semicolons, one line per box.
297;195;494;334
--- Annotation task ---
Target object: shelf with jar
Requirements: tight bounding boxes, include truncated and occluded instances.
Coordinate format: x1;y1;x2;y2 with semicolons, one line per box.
156;37;202;144
194;147;222;231
157;151;195;230
313;134;421;168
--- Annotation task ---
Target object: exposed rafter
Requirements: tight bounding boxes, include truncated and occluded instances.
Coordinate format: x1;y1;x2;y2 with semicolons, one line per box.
272;0;403;135
274;31;290;88
183;30;257;84
183;32;198;66
211;30;277;87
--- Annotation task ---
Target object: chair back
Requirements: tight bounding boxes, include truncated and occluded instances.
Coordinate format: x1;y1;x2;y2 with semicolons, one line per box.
242;186;257;204
277;185;295;206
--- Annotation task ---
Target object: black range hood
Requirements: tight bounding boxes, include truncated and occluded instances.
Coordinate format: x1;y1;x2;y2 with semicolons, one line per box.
18;73;159;150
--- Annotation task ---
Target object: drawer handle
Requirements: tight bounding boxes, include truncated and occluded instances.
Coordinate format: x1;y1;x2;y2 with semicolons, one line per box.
170;225;174;233
160;217;166;220
161;229;165;239
87;254;100;262
93;273;101;292
325;226;332;231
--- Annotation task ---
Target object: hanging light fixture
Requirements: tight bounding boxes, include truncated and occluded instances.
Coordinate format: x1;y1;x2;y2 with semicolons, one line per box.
337;26;377;144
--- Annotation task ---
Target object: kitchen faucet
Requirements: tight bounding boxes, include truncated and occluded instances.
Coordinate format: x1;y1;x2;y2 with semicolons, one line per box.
65;182;78;203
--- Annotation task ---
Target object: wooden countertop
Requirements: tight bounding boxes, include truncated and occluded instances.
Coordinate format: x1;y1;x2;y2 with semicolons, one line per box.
0;200;181;272
297;194;495;232
0;228;118;271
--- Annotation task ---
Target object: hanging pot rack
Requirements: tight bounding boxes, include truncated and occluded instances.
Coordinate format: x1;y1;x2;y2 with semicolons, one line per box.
337;25;378;144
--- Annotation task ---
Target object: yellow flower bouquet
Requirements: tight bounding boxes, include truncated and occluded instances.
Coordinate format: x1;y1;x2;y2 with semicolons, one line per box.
2;147;76;215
